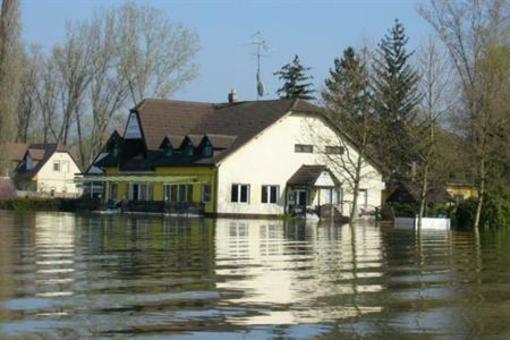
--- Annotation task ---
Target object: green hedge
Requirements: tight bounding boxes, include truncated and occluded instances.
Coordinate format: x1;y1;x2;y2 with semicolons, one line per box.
454;194;510;229
0;197;101;213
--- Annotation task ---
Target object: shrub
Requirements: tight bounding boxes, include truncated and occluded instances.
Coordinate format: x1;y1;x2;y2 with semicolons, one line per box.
454;193;510;229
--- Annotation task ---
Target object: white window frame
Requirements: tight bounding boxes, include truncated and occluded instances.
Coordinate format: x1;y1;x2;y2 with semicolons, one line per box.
164;184;193;203
130;183;154;201
231;183;250;203
261;185;279;204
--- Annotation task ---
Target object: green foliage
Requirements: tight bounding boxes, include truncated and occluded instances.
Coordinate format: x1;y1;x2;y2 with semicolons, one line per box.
391;202;419;217
274;55;315;100
0;198;63;212
391;202;454;219
454;193;510;229
0;197;101;212
322;46;374;144
372;19;422;173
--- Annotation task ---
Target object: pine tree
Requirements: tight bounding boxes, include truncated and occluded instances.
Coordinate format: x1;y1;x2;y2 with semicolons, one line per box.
372;19;422;174
274;54;315;100
323;47;372;141
322;47;375;223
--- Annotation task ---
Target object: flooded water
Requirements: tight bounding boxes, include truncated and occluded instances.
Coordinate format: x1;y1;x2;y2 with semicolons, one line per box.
0;211;509;338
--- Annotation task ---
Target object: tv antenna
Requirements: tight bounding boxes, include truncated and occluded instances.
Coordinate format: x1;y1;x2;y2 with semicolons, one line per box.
250;32;269;100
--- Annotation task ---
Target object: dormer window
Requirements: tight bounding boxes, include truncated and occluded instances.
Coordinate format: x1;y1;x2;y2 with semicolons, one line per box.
112;145;120;158
202;140;213;157
164;144;173;157
184;144;194;156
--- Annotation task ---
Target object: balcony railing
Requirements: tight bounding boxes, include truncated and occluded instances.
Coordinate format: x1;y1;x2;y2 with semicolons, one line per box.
122;200;205;215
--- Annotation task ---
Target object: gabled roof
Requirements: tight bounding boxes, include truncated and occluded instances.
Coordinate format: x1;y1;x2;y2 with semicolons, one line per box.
6;143;29;162
132;98;321;163
287;165;340;187
15;144;80;177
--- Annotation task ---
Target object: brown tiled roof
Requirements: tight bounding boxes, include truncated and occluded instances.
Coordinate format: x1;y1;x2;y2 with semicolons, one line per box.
133;98;319;162
15;143;81;177
6;143;29;162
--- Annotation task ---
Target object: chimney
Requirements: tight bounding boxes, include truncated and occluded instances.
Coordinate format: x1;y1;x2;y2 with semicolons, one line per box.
228;89;238;103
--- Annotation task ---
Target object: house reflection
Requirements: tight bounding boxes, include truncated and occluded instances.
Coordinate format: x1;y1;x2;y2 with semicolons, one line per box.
34;213;77;301
214;219;384;325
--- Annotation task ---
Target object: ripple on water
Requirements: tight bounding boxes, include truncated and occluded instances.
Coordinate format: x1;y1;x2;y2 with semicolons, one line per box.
0;212;510;338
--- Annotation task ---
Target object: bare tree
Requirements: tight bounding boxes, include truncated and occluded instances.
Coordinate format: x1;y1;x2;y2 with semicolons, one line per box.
419;0;510;228
116;2;199;105
52;22;93;147
86;11;129;166
34;56;60;144
413;37;451;228
16;46;41;143
321;46;379;223
0;0;21;175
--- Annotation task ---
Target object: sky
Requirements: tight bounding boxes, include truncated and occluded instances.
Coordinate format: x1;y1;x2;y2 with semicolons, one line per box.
21;0;432;103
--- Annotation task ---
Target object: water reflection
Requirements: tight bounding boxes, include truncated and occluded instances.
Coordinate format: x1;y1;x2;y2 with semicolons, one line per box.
0;211;509;338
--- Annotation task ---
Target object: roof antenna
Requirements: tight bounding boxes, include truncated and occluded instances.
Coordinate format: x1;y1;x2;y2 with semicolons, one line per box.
250;32;269;100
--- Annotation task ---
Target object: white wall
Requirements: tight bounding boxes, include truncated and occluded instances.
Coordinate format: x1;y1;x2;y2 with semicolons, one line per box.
36;152;82;196
216;112;385;216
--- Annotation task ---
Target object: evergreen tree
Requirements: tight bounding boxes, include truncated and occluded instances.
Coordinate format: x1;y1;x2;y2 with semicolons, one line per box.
372;19;422;173
322;47;375;223
274;54;315;100
323;47;372;142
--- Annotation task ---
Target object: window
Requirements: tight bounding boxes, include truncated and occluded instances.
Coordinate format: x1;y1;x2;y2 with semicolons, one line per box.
201;184;211;203
164;184;193;202
294;144;313;153
53;161;60;172
202;141;213;157
231;184;250;203
261;185;279;204
164;145;173;157
325;146;344;155
109;183;118;201
129;183;154;201
184;144;194;156
112;145;120;158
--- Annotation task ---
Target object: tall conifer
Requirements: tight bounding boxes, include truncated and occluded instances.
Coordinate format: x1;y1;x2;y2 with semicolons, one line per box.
372;19;422;173
274;54;315;100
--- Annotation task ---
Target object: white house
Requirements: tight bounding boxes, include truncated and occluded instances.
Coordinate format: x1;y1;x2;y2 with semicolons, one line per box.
87;96;385;219
12;144;83;197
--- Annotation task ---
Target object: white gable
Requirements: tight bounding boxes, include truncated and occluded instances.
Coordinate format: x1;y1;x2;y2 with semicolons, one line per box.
314;171;335;187
124;112;142;139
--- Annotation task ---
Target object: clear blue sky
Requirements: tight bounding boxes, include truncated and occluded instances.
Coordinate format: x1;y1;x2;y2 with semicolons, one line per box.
21;0;430;103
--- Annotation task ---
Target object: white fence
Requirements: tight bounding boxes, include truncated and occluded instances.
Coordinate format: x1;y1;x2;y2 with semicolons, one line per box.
394;217;451;230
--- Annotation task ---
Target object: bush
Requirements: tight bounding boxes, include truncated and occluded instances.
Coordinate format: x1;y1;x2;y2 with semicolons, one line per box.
454;193;510;229
0;197;101;213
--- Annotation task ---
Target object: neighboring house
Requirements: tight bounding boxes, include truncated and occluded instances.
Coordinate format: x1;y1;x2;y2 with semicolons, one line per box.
384;178;452;206
85;97;385;218
5;143;30;177
446;182;478;203
10;144;82;197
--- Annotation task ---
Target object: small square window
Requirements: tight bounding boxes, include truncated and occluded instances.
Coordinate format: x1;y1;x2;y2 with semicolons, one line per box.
53;162;60;172
325;146;344;154
294;144;313;153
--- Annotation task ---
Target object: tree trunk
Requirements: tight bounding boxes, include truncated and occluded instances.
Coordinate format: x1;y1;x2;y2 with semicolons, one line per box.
474;157;485;229
75;107;87;170
349;150;364;225
417;163;429;231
